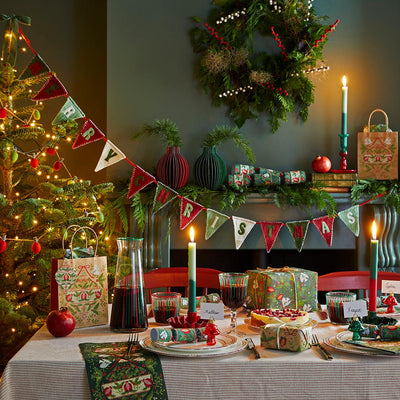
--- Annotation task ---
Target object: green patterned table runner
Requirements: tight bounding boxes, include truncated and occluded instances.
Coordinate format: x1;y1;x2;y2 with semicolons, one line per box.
79;341;168;399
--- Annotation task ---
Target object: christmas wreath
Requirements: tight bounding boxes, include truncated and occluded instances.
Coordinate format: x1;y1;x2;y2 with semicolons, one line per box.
190;0;339;131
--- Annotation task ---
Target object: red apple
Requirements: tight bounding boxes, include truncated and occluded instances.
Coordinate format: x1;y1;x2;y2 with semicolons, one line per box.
46;307;75;337
312;155;331;173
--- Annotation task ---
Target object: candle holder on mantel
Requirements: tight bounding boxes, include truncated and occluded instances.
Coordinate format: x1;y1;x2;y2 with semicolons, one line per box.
330;132;357;174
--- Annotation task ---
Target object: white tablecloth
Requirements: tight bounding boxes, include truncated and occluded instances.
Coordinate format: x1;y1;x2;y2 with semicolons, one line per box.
1;311;400;400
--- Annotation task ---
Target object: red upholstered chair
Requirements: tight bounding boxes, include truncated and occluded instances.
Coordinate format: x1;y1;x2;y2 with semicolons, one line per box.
318;270;400;298
143;267;222;302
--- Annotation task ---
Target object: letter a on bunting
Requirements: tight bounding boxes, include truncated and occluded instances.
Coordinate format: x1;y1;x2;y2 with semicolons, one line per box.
312;216;335;247
52;97;85;125
72;119;105;149
152;182;177;213
31;74;68;101
205;209;230;240
286;220;310;252
180;197;203;230
259;222;284;253
127;165;155;199
232;216;256;250
338;205;360;237
95;141;125;172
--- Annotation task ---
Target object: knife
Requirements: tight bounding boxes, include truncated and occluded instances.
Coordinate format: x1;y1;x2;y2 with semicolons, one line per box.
245;337;261;359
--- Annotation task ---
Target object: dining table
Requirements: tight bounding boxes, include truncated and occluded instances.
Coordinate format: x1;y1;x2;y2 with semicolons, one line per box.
1;307;399;400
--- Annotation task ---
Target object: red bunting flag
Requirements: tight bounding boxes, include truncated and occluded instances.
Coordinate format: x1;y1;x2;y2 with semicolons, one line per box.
127;165;156;199
312;216;335;247
259;222;284;253
72;119;105;149
180;198;204;230
31;74;68;101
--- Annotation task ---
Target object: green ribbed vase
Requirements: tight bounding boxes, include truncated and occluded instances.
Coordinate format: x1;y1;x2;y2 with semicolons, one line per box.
194;146;227;190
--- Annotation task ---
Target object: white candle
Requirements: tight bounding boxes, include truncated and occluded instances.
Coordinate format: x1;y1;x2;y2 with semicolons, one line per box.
188;227;196;314
341;75;348;135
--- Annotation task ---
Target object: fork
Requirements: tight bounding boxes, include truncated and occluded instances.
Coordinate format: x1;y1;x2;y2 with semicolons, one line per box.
125;333;139;359
311;334;333;360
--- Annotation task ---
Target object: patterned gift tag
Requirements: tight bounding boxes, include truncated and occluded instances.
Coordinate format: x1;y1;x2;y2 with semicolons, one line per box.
55;258;78;290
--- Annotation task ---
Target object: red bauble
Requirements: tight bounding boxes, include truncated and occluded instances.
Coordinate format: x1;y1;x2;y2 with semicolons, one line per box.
46;148;56;155
53;160;62;171
31;241;41;254
0;107;6;119
46;307;75;337
0;239;6;253
30;158;39;169
312;155;331;173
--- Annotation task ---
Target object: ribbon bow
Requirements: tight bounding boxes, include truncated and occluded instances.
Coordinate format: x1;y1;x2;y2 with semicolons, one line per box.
0;14;31;66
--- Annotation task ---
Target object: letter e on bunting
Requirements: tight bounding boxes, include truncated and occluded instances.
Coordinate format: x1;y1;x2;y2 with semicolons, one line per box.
31;73;68;101
338;205;360;237
72;119;105;149
127;165;155;199
95;141;125;172
312;216;335;247
205;209;230;240
152;182;177;213
180;197;203;230
259;222;284;253
232;216;256;250
286;220;310;252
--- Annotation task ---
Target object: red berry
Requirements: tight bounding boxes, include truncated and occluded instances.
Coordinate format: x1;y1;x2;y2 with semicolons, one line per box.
0;107;6;119
46;148;56;155
30;158;39;169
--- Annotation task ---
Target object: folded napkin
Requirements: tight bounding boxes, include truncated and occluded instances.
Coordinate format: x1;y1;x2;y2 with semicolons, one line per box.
150;327;206;343
79;342;168;400
180;293;220;309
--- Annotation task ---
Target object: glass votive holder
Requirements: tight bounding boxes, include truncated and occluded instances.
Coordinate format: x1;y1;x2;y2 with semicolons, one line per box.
151;292;182;324
326;291;356;324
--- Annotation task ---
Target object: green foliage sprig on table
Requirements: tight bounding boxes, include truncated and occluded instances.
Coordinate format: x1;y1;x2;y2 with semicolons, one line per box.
190;0;338;130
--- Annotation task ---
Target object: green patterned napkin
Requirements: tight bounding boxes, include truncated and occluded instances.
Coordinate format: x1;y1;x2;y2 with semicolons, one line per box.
79;341;168;400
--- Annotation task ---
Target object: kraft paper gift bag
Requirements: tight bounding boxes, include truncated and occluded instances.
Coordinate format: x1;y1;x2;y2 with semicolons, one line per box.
50;226;108;328
357;109;398;180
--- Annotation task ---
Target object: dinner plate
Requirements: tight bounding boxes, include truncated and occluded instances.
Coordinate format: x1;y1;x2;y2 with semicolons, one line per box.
243;318;318;331
140;335;248;358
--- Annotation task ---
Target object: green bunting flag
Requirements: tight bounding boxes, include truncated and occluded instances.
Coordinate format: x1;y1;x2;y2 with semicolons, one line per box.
338;205;360;237
286;220;310;252
152;182;177;213
205;209;230;240
52;97;85;125
19;53;50;80
232;216;256;250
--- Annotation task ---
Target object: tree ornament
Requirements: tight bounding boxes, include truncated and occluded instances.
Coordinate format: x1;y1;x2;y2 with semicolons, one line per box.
96;208;105;223
0;235;7;253
0;107;6;119
384;292;398;314
203;317;220;345
11;150;18;164
31;237;41;254
53;159;63;171
46;147;56;155
33;109;41;120
30;157;39;169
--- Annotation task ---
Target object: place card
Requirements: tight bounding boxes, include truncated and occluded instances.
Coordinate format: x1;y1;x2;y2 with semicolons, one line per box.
200;302;224;320
343;300;368;318
381;280;400;294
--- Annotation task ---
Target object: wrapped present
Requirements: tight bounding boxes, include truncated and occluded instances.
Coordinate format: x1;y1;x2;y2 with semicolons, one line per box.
228;174;251;187
260;322;311;352
254;170;281;186
246;267;318;311
234;164;255;175
283;170;306;184
181;293;220;309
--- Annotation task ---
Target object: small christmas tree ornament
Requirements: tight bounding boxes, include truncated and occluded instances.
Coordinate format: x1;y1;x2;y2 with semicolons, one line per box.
0;235;7;253
53;159;63;171
33;109;41;120
46;147;56;155
30;156;39;169
203;317;220;346
31;237;41;254
348;316;364;341
11;149;18;164
0;107;7;119
96;207;105;223
384;292;398;314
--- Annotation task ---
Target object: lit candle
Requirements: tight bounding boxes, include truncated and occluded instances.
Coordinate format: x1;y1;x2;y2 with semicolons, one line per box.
188;227;196;315
341;75;348;135
369;221;378;313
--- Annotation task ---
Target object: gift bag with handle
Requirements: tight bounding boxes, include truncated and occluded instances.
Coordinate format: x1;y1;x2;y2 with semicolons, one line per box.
357;109;398;180
50;226;108;328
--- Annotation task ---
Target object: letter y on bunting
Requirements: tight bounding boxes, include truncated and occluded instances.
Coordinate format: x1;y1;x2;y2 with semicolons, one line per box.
259;222;284;253
286;220;310;252
127;165;155;199
152;182;177;213
205;209;230;240
180;197;204;230
232;216;256;250
72;119;105;149
95;141;125;172
312;216;335;247
31;73;68;101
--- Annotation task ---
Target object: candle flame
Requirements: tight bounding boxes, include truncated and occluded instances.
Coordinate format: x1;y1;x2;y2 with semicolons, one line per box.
342;75;347;87
372;220;377;240
189;226;195;242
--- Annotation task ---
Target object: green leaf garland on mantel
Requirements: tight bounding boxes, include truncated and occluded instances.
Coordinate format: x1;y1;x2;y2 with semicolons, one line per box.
190;0;339;131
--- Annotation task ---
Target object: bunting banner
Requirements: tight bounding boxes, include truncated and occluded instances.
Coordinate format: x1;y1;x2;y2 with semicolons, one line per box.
286;220;310;252
312;216;335;247
338;205;360;237
19;53;50;80
72;119;105;149
259;222;284;253
180;197;204;230
205;209;230;240
152;182;178;213
94;141;126;172
127;165;156;199
52;97;85;125
232;216;256;250
31;73;68;101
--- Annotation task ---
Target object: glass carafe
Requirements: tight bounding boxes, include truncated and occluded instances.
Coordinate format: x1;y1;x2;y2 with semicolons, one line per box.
110;237;148;332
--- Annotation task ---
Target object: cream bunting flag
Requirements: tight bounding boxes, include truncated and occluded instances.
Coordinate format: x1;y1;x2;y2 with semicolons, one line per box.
94;141;126;172
232;216;256;250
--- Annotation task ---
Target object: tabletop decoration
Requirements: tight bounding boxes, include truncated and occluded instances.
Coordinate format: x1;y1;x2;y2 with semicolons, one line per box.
348;317;364;341
180;293;221;309
384;292;398;314
203;317;221;346
79;341;168;400
150;327;207;343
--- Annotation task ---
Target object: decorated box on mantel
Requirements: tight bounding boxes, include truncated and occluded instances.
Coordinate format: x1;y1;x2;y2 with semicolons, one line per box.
246;267;318;311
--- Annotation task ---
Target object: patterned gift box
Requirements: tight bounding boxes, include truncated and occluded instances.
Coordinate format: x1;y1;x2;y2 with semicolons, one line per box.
228;173;251;187
246;267;318;311
234;164;255;175
260;323;312;352
254;170;281;186
283;170;306;184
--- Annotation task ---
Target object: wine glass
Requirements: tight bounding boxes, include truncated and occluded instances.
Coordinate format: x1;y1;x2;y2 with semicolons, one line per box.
219;272;249;330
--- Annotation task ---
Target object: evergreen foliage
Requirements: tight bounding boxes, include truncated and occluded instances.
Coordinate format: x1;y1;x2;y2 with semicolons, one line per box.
133;118;183;147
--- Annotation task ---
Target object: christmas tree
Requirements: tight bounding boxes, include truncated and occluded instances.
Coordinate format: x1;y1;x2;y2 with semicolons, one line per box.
0;16;114;370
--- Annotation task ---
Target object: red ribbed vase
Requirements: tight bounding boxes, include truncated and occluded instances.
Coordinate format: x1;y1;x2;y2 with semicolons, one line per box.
156;146;189;190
